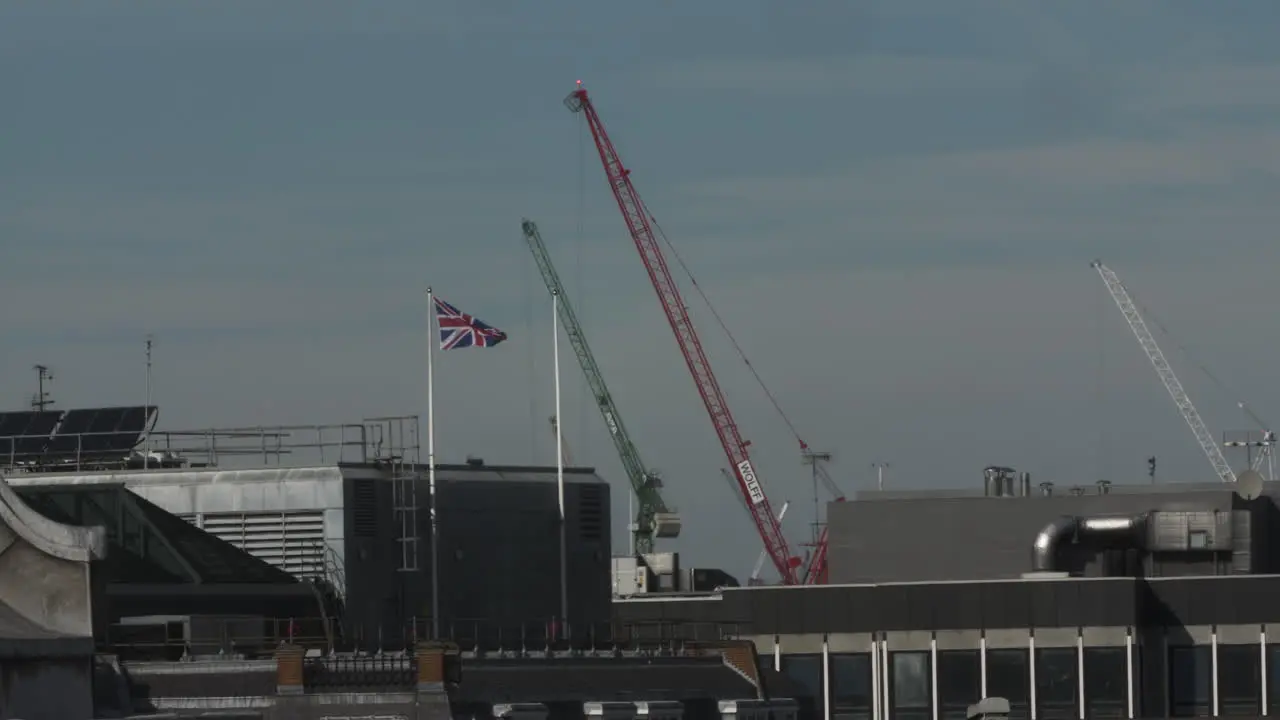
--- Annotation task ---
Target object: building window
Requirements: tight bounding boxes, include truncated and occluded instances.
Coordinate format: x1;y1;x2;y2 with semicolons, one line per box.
830;653;872;720
1217;643;1261;716
1035;647;1079;720
1169;646;1211;717
1267;646;1280;716
986;649;1030;720
1082;647;1127;719
936;650;981;720
891;651;932;720
781;653;825;720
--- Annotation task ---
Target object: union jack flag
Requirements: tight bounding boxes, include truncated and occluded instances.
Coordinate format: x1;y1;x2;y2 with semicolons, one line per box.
433;296;508;350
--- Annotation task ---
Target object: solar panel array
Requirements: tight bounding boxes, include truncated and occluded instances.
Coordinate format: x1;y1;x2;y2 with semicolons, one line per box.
0;406;155;467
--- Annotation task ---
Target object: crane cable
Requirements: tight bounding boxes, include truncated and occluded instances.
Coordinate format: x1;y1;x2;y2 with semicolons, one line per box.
642;204;813;452
644;209;850;504
571;114;808;451
576;122;844;508
1129;287;1266;427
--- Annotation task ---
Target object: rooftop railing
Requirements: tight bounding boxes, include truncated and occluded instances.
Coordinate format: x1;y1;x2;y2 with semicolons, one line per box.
100;615;749;661
2;414;421;472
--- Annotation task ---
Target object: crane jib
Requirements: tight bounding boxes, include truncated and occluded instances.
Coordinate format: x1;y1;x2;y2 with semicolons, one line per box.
736;460;767;505
570;83;800;583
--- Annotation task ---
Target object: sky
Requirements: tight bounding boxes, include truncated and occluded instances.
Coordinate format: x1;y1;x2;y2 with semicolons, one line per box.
2;1;1278;581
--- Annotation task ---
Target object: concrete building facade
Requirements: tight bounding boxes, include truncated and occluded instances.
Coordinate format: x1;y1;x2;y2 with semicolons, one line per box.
0;472;104;720
4;459;615;649
825;481;1280;585
614;478;1280;720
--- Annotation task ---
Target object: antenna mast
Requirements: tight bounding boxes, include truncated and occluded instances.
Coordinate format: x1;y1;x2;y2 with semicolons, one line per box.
31;365;55;411
802;448;833;545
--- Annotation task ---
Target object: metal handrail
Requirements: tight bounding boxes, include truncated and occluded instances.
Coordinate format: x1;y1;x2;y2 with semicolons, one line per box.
99;615;747;658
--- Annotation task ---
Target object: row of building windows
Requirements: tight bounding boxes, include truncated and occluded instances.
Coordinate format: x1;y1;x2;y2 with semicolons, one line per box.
778;641;1280;720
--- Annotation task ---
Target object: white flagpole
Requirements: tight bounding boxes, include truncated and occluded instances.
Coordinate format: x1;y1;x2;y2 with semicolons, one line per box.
553;288;569;632
144;334;153;470
426;287;440;641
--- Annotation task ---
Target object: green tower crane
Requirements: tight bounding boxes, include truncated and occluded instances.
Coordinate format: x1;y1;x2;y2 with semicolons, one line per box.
522;219;681;554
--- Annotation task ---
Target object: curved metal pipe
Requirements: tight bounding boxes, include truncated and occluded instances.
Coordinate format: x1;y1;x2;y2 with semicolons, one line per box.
1032;513;1148;572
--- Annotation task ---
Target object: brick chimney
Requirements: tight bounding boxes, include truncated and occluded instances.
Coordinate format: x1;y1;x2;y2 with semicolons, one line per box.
416;642;446;689
275;643;306;695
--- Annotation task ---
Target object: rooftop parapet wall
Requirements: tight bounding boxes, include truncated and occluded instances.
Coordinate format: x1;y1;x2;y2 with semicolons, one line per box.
0;471;104;639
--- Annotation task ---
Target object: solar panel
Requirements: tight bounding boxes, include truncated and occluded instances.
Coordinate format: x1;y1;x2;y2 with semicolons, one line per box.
24;411;63;437
44;409;99;459
1;411;64;463
89;407;132;453
44;406;152;463
104;405;152;454
118;406;154;433
0;412;32;462
0;412;34;438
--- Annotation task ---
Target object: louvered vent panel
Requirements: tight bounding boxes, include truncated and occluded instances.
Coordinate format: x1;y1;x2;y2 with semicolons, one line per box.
199;511;326;578
578;484;604;541
352;480;378;537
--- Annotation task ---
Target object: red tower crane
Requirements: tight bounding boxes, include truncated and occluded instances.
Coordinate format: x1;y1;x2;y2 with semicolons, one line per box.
566;82;803;584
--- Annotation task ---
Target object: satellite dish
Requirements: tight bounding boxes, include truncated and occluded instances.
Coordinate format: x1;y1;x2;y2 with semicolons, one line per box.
1237;469;1265;501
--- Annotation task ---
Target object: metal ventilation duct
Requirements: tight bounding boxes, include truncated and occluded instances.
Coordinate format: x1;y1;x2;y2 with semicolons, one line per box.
1032;513;1149;573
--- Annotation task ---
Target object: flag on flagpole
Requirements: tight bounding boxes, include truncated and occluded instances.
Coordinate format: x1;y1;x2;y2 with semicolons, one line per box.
424;290;507;640
432;297;509;350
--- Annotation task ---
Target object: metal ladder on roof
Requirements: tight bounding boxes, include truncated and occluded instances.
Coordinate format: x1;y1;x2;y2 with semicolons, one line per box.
370;416;422;573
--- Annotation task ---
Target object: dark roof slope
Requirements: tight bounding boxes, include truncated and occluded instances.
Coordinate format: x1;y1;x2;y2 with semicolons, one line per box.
14;483;296;585
131;492;296;584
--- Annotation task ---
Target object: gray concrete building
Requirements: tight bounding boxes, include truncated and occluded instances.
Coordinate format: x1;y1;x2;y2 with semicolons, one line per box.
98;639;805;719
2;408;813;717
5;458;615;650
826;477;1279;585
614;474;1280;720
0;471;104;720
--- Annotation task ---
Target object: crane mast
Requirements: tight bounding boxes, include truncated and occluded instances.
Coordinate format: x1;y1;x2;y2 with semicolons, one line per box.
566;84;800;583
1236;401;1275;477
805;520;833;584
524;219;680;553
721;471;788;584
1091;260;1237;483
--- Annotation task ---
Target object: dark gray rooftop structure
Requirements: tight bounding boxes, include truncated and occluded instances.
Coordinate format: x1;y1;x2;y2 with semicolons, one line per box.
5;449;616;651
613;474;1280;720
826;478;1280;584
344;460;614;649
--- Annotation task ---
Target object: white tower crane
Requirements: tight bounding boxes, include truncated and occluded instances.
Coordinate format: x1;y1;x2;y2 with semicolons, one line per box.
1091;260;1237;483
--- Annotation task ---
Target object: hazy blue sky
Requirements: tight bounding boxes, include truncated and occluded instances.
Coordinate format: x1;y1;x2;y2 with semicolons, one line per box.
3;1;1278;579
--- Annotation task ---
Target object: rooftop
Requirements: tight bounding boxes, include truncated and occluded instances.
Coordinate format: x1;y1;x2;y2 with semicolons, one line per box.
855;477;1265;502
1;407;606;482
13;482;297;585
109;646;811;710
